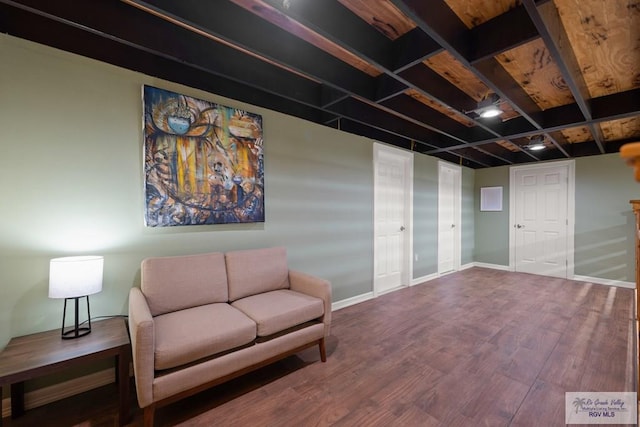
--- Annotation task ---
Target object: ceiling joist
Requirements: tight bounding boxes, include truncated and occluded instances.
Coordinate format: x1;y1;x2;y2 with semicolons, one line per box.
0;0;636;168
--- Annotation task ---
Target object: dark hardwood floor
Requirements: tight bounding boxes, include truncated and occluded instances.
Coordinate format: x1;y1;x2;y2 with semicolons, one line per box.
3;268;636;426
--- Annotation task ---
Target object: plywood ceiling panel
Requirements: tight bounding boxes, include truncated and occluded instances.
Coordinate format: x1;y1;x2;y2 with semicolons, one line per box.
337;0;416;39
600;117;640;141
495;38;576;110
423;51;521;121
444;0;522;28
424;51;490;101
554;0;640;97
560;126;593;143
406;89;477;127
496;140;521;151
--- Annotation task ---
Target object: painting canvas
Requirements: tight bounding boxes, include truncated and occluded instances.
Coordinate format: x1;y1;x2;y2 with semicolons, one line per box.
143;86;264;226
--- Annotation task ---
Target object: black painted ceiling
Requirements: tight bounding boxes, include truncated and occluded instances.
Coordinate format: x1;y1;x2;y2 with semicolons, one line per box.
1;0;639;168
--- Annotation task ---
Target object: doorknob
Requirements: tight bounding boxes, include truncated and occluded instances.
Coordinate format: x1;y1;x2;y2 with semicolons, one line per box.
451;224;455;228
516;224;525;228
400;226;405;231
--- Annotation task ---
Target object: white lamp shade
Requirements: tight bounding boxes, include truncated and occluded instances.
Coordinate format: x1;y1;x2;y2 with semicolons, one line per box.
49;256;104;299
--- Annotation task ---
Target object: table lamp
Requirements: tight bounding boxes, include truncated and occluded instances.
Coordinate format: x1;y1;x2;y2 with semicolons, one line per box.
49;256;104;339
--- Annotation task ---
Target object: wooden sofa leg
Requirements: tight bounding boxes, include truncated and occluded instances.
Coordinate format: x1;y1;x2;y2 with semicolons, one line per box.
319;338;327;362
144;404;156;427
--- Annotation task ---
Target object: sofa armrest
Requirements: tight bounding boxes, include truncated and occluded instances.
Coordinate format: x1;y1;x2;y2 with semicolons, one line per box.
128;287;155;408
289;270;332;336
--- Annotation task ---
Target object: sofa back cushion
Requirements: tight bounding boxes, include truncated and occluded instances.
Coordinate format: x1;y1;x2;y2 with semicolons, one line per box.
226;247;290;301
141;252;228;316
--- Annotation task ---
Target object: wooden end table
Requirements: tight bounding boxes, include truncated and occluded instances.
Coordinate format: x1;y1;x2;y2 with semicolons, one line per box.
0;317;131;426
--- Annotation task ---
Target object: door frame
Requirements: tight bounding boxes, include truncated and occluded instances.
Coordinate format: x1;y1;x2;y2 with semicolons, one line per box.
373;143;413;296
438;161;462;275
508;160;575;278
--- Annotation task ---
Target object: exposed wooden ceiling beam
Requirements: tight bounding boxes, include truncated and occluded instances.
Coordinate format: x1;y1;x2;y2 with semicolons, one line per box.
398;64;476;114
390;0;546;132
328;97;462;150
128;0;510;161
591;89;640;122
472;143;518;165
258;0;508;142
2;0;333;107
337;119;491;168
469;5;540;63
392;28;443;72
452;147;509;167
0;1;328;124
544;133;572;158
374;74;408;103
436;151;490;168
126;0;377;99
1;0;636;169
521;0;604;154
379;94;492;142
261;0;395;72
424;88;640;153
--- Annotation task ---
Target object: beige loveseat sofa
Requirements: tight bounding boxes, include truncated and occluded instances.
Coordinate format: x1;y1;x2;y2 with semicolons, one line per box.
128;247;332;426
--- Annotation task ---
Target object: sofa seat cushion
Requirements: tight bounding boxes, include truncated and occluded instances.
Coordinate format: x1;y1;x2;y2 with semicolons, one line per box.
154;303;256;370
231;290;324;337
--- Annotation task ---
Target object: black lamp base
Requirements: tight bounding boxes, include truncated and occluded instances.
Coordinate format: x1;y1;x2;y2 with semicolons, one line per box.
61;296;92;339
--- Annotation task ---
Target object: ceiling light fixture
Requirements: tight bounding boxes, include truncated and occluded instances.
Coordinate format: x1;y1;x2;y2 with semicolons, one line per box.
525;135;546;151
470;93;503;119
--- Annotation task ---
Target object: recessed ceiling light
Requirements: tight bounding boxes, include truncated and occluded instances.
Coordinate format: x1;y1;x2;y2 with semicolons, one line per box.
526;135;546;151
478;107;502;118
474;93;503;119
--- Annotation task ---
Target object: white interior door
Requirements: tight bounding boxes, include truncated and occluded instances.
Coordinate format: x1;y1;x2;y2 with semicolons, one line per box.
438;162;461;274
512;163;571;278
374;144;413;295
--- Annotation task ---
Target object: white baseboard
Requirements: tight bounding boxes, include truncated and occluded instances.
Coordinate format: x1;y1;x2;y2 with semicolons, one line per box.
469;264;634;288
460;263;475;271
411;273;438;286
468;263;634;289
572;274;635;289
332;292;375;311
2;367;115;418
472;262;511;271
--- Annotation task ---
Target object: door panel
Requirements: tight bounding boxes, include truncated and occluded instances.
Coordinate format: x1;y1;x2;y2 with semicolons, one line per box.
374;145;411;294
438;162;461;274
514;165;568;277
521;230;537;263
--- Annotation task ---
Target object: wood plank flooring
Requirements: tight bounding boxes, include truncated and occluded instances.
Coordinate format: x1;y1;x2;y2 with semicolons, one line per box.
2;268;636;426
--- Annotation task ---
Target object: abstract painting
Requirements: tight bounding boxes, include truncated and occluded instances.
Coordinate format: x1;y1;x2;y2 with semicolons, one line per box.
143;86;264;226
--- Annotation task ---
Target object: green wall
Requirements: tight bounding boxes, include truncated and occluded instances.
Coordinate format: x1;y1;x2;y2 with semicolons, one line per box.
412;155;439;277
474;165;510;265
574;153;637;281
474;155;638;281
0;34;473;350
0;34;377;346
462;166;476;265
